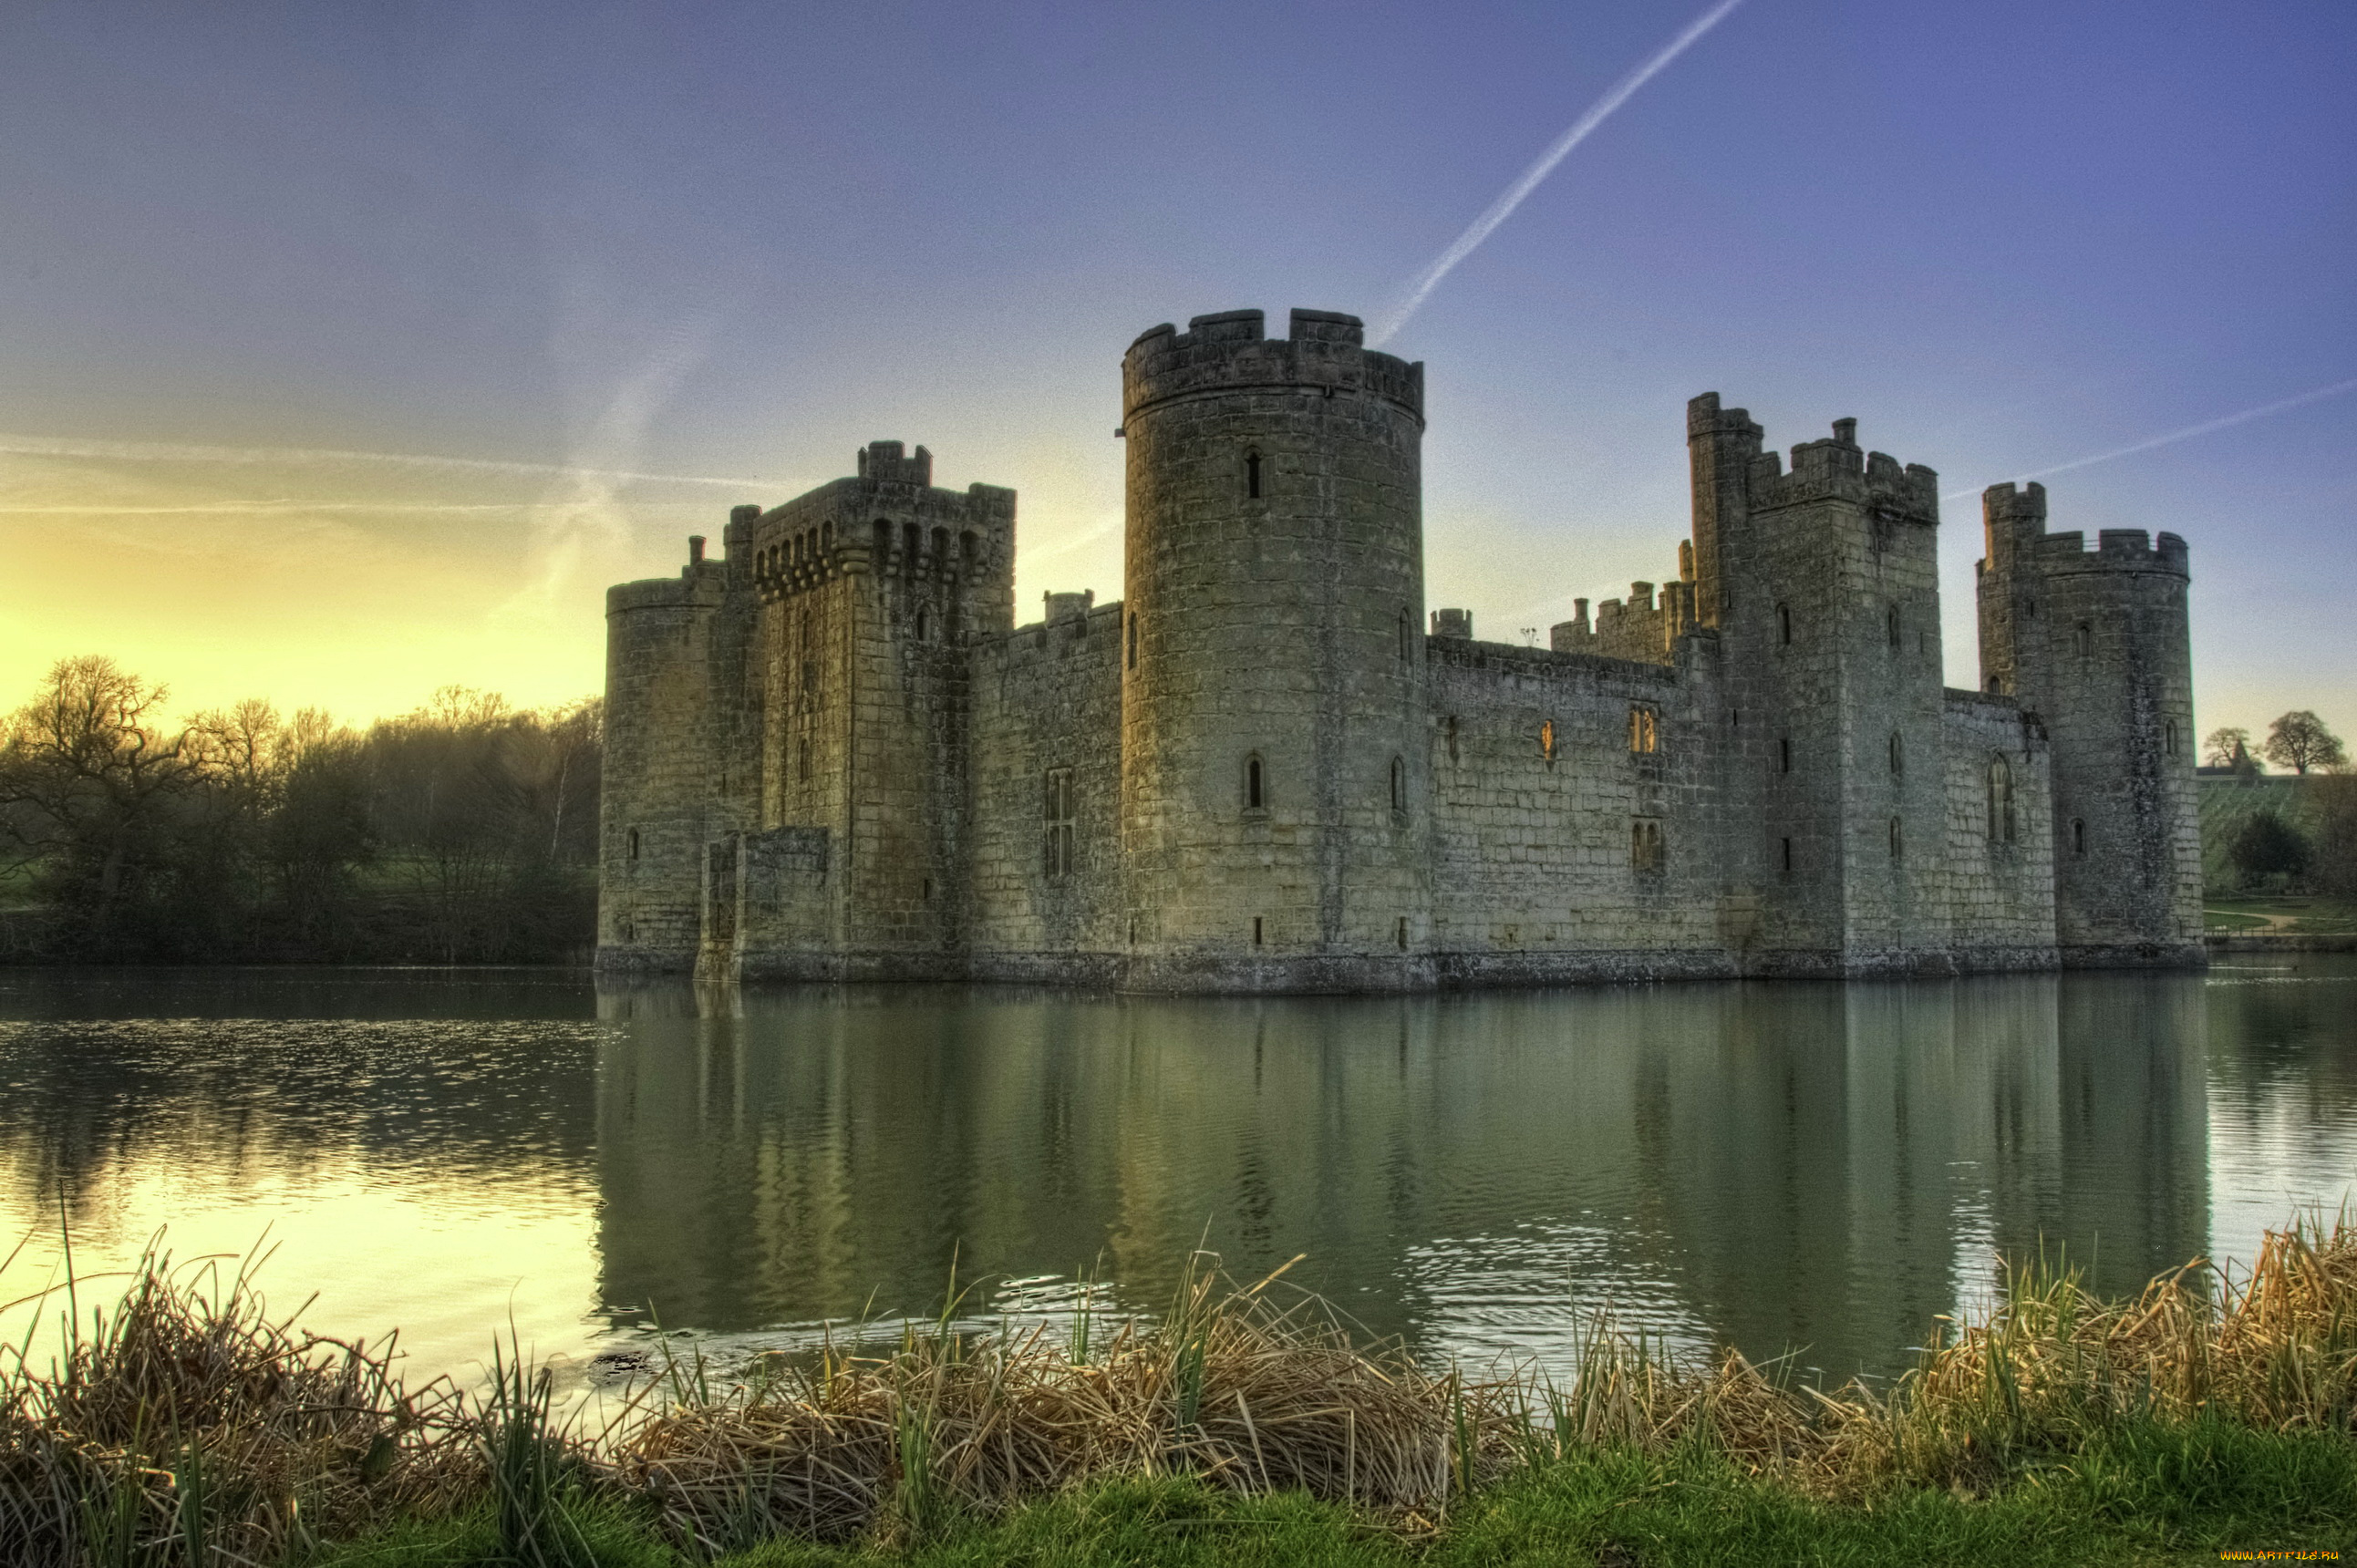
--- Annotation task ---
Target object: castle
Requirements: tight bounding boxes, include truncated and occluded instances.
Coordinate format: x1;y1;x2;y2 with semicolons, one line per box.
596;307;2203;991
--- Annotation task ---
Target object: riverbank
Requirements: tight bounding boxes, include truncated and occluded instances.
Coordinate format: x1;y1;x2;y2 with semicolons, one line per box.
5;1220;2352;1565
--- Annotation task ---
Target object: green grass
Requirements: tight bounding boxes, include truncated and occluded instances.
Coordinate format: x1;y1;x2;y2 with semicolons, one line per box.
2202;894;2357;934
299;1422;2356;1568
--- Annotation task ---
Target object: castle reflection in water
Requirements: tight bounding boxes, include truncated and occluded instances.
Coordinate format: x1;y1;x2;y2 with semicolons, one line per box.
591;973;2211;1380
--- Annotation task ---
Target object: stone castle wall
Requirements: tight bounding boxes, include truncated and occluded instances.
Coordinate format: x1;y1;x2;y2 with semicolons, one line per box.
966;600;1126;980
594;308;2204;993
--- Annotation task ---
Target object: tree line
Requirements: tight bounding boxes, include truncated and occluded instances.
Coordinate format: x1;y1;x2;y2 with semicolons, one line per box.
2203;711;2357;896
0;656;600;963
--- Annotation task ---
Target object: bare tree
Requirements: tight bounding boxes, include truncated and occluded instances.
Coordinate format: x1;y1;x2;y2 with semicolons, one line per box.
2203;727;2257;769
2263;711;2348;777
0;656;199;941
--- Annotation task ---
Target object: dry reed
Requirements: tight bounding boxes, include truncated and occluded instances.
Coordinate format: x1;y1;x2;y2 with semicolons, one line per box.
2;1217;2351;1562
0;1244;477;1567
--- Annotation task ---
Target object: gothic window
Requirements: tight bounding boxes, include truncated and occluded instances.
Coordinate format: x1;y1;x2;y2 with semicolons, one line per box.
1245;448;1262;500
1390;756;1406;815
1988;755;2017;844
626;828;640;861
2073;818;2087;857
1989;675;2004;695
1628;706;1659;754
1245;754;1265;812
2074;622;2093;658
1888;731;1904;776
1888;816;1904;861
1777;603;1793;645
1631;818;1664;872
1042;768;1075;880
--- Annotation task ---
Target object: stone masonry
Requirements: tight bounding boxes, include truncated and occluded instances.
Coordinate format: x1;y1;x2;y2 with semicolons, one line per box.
596;308;2205;991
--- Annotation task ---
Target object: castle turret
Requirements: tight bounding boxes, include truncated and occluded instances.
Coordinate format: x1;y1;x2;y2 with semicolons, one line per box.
739;442;1016;975
1119;308;1429;987
597;505;763;972
1977;482;2201;965
1695;401;1965;971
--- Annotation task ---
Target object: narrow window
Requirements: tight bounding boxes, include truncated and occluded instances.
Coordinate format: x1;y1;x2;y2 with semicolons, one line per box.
1390;755;1405;814
1631;819;1664;872
1396;916;1408;950
798;737;811;781
1246;754;1264;811
1398;608;1410;663
1988;755;2016;844
915;605;929;643
2073;818;2086;857
1989;674;2003;695
1888;816;1903;861
2165;720;2180;757
1777;603;1793;645
626;827;640;861
1245;448;1262;500
1888;731;1904;776
1043;768;1075;879
1446;715;1459;763
1541;718;1557;763
2074;622;2093;658
1781;836;1794;874
903;521;920;573
1887;605;1902;651
922;878;932;903
1628;706;1658;754
1126;613;1137;670
1779;736;1793;774
1253;916;1264;946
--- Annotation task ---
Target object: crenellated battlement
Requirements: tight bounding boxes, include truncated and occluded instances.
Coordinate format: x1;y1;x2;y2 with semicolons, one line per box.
1981;480;2188;580
1746;417;1940;521
746;444;1016;601
1122;307;1424;425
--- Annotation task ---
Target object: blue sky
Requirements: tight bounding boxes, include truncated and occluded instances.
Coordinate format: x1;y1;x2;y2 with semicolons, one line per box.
0;0;2350;737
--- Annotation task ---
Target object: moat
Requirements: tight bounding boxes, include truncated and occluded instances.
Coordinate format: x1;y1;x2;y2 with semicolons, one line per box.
1;960;2350;1394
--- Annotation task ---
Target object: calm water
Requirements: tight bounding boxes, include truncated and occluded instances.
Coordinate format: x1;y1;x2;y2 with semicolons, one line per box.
1;961;2352;1392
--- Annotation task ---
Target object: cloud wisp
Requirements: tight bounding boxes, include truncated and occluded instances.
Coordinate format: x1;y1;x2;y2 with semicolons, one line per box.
1369;0;1748;348
1943;375;2357;502
0;432;775;490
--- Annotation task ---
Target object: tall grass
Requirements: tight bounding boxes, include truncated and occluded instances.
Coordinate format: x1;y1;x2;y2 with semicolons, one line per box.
2;1217;2352;1562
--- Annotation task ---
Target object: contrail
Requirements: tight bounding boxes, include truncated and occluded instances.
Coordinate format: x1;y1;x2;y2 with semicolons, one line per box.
0;431;777;490
0;501;717;514
1369;0;1747;348
1943;376;2357;502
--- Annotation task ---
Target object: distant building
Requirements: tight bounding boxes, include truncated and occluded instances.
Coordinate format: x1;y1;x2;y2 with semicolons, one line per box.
597;308;2202;991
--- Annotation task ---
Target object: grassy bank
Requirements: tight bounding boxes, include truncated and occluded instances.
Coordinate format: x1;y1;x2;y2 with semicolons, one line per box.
5;1223;2352;1565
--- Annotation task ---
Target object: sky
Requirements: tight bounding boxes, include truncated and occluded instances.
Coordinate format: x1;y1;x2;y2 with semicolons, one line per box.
1;0;2352;738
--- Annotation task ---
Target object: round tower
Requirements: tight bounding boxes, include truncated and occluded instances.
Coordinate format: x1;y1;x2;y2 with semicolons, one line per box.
1978;483;2202;965
1119;307;1430;990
